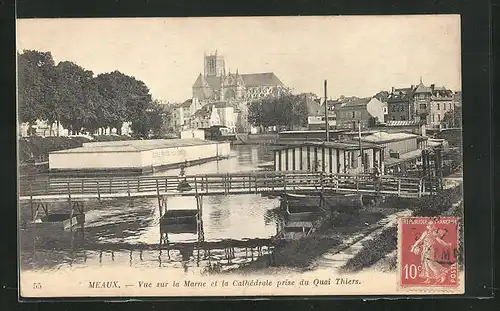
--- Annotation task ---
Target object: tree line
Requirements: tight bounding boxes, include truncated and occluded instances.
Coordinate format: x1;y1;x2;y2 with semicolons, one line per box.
247;94;309;131
18;50;171;138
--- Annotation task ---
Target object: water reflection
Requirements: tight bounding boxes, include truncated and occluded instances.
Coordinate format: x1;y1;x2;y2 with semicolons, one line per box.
20;146;280;273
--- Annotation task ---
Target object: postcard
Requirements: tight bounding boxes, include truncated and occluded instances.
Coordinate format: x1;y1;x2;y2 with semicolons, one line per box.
17;15;464;298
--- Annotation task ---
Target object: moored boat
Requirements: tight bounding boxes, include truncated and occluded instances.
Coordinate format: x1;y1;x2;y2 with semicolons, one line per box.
160;210;198;225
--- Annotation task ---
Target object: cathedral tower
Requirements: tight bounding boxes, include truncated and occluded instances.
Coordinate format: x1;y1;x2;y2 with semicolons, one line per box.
204;50;226;77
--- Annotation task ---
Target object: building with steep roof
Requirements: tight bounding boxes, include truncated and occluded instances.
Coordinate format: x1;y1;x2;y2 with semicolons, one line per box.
386;78;457;130
192;51;289;103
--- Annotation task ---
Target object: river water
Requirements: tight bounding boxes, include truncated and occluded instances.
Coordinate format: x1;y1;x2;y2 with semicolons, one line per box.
19;145;282;273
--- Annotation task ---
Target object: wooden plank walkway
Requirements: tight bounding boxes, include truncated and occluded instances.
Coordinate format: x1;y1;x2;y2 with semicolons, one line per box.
19;171;427;202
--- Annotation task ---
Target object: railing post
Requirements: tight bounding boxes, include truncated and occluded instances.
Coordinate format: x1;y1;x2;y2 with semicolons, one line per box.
137;178;140;192
418;178;422;198
284;173;287;192
127;180;130;197
165;177;168;192
194;177;198;195
97;180;101;200
397;179;401;196
67;181;73;228
81;180;84;194
109;179;112;194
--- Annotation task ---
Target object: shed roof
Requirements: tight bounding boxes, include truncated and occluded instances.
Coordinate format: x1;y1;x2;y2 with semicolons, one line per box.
51;139;218;154
361;131;420;143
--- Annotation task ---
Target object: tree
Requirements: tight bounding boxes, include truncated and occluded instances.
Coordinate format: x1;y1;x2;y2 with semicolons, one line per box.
54;61;96;135
442;105;462;128
17;50;58;135
247;94;308;130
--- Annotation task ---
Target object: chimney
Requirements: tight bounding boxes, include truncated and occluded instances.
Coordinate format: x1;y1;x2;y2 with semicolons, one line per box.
431;84;435;91
411;84;415;89
391;87;395;94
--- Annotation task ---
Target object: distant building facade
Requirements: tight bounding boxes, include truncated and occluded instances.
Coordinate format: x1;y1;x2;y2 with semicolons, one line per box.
334;97;387;130
192;51;289;104
386;79;458;130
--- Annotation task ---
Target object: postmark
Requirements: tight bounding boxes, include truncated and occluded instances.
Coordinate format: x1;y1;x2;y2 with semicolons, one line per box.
398;216;460;289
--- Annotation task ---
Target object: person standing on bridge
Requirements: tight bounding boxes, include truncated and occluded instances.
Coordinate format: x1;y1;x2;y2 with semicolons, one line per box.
177;162;192;192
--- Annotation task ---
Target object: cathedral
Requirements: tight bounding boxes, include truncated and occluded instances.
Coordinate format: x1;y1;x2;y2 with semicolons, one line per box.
192;51;289;103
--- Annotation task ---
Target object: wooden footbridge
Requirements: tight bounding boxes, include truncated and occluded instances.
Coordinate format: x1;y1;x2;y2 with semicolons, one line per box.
19;171;429;202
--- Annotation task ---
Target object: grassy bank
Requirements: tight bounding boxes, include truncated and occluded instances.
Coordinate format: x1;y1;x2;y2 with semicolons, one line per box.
341;183;463;272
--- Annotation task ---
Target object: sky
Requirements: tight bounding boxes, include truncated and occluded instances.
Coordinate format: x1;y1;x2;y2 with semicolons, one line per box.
16;15;461;103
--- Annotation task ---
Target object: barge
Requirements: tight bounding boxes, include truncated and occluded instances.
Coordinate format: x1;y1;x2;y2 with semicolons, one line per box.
48;138;231;176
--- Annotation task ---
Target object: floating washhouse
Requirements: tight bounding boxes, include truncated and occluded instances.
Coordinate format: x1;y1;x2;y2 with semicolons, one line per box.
360;131;428;174
49;138;231;175
272;141;385;174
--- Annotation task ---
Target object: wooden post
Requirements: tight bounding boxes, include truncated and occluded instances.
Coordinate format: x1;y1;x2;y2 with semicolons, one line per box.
137;178;140;192
109;179;112;193
156;179;161;214
97;180;101;200
68;182;73;228
194;177;198;195
127;180;130;197
284;173;287;192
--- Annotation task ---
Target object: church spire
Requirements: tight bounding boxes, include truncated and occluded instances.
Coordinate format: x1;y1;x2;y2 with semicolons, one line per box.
420;76;423;84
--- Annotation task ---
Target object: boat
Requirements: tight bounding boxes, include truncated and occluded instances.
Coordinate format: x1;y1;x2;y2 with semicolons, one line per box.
27;213;85;231
160;222;198;234
283;200;319;221
280;221;314;240
160;210;198;226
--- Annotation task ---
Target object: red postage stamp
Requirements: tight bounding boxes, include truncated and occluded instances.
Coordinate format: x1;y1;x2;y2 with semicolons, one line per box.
398;216;460;289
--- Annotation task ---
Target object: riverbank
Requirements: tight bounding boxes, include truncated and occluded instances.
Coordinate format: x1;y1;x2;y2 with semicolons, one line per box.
228;180;463;274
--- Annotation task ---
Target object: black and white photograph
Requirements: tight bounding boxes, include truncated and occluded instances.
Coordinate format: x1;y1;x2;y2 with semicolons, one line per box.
16;15;464;297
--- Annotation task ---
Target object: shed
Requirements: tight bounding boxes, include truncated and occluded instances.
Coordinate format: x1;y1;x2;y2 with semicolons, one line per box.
272;140;385;175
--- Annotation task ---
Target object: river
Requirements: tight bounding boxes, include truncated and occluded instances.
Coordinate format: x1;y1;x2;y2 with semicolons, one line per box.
19;145;282;273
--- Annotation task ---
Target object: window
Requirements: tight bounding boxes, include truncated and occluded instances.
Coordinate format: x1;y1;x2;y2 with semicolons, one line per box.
437;103;440;110
400;116;406;121
391;105;396;112
449;103;452;110
352;111;355;118
438;114;441;121
432;115;435;122
420;104;427;110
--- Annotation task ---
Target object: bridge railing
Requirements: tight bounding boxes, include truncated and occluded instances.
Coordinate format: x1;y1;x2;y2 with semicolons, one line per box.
19;171;424;198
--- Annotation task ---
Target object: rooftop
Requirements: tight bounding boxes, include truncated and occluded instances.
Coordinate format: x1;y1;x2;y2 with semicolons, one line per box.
51;139;218;154
361;131;421;143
